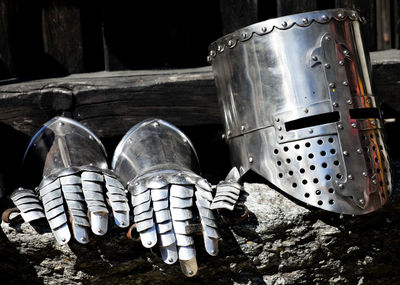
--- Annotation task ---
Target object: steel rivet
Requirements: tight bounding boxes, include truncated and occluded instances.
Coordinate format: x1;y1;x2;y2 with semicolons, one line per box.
359;198;365;204
183;139;188;143
33;143;37;147
339;183;344;189
135;182;139;186
347;174;353;180
168;258;174;263
324;35;331;41
147;241;152;245
302;18;308;24
347;99;352;105
217;46;223;52
221;134;226;139
81;237;86;242
61;238;66;242
228;40;234;47
211;250;216;254
282;21;288;27
121;221;125;226
343;50;349;55
362;172;367;177
338;13;344;19
304;108;309;113
227;130;232;136
207;56;212;62
371;120;376;125
241;32;247;39
372;179;377;185
278;126;282;131
329;83;336;88
322;15;329;21
308;129;313;134
342;80;349;86
357;148;362;154
248;157;254;163
339;60;344;65
324;63;331;69
188;270;193;275
351;123;357;128
209;50;216;57
312;56;318;61
241;125;245;131
279;135;283;140
156;175;161;179
333;102;338;107
261;26;267;32
343;150;349;156
153;122;160;127
98;229;102;233
352;13;357;18
59;122;64;126
275;117;280;122
338;123;343;129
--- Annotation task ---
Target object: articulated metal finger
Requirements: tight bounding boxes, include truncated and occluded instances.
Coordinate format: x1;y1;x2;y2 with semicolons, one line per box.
104;174;129;228
146;175;169;189
139;224;158;248
81;171;109;235
195;192;219;255
39;181;70;245
210;182;242;211
131;190;150;207
160;243;178;264
11;188;45;222
170;185;193;198
194;185;214;202
60;175;90;244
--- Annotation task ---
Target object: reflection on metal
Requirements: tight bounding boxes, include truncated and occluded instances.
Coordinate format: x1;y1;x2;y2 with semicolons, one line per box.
112;119;219;276
209;9;392;215
13;117;129;245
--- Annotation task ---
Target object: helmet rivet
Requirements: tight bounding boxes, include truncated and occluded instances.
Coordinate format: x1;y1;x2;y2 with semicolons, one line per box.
357;148;362;154
324;35;331;41
261;26;267;32
282;21;288;27
322;15;329;21
351;123;357;128
81;237;86;242
241;125;245;131
120;221;125;226
188;270;193;275
228;40;234;47
135;182;139;186
342;80;349;86
371;120;376;125
343;150;349;156
153;122;160;127
333;102;338;107
59;122;64;126
338;183;344;189
302;18;308;24
217;46;223;52
227;130;232;136
339;60;344;66
337;123;343;129
312;56;318;61
147;241;152;245
347;99;352;105
359;198;365;204
347;174;353;180
304;108;309;113
343;50;349;56
279;135;284;140
352;13;357;18
248;157;254;163
278;126;282;131
209;50;216;57
362;172;367;176
221;134;226;139
241;32;247;39
308;129;313;134
329;83;336;88
372;179;377;185
324;63;331;69
275;117;280;122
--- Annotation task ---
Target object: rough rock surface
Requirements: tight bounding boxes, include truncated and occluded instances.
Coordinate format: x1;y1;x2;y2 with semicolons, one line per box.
1;163;400;285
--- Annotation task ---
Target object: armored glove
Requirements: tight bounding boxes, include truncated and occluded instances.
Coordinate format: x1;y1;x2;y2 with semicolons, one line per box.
112;119;219;276
11;117;130;244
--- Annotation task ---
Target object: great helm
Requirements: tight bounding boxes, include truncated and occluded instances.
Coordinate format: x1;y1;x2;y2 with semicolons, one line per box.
208;9;392;215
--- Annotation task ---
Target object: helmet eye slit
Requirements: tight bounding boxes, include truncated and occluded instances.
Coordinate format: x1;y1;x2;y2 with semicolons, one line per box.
285;111;340;131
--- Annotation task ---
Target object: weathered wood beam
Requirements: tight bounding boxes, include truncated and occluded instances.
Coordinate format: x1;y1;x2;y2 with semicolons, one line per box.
0;50;399;138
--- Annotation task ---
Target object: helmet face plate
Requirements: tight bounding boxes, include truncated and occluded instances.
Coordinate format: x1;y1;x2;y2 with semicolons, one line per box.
209;9;392;214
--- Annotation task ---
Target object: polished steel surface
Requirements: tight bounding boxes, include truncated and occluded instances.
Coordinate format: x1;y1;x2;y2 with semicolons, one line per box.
112;119;218;276
209;9;391;215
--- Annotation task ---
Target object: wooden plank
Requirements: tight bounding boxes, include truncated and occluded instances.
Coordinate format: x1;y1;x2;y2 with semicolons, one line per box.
276;0;317;17
219;0;258;34
41;0;84;74
0;0;15;79
0;50;398;138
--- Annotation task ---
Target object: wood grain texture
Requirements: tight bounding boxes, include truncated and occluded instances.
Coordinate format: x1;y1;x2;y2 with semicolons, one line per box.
0;50;399;138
